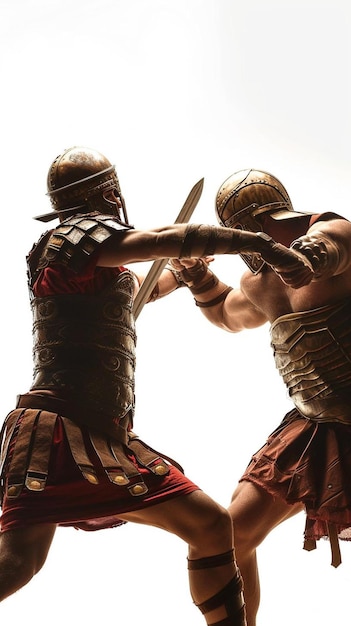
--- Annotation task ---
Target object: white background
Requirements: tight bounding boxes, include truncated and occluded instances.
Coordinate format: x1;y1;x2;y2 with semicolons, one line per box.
0;0;350;624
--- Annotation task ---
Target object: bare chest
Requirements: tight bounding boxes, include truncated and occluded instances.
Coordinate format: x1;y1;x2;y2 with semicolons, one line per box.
240;267;350;322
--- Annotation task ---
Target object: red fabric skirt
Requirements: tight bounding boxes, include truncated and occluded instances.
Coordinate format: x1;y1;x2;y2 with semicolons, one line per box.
240;409;351;544
0;417;199;532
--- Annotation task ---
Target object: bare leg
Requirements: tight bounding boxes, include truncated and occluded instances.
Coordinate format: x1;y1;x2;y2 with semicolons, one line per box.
228;481;303;626
0;523;56;601
119;490;246;625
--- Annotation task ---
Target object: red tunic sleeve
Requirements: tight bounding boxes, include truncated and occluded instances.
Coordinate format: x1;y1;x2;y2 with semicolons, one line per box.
33;255;127;297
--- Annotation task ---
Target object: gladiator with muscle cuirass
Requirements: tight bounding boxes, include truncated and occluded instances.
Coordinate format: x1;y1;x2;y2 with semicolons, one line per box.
213;168;351;565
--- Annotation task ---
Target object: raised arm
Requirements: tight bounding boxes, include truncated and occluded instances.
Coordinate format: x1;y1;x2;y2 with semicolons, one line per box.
97;223;314;287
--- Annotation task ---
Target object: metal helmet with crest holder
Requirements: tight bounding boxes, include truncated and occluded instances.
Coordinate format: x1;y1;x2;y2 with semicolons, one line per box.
215;169;311;273
33;146;131;226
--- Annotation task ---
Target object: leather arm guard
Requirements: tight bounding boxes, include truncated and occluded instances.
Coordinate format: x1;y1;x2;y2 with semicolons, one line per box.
171;226;314;289
291;231;341;278
251;232;315;288
179;225;312;268
178;226;314;289
178;259;233;308
164;263;188;288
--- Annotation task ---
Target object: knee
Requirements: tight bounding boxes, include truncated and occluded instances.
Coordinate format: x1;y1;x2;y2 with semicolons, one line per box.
229;492;265;554
212;506;233;537
193;504;233;552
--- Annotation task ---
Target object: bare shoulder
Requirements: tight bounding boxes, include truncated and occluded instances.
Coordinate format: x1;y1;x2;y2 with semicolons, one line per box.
309;215;351;237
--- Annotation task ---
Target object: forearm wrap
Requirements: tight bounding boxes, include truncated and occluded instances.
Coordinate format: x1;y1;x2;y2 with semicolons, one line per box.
164;264;187;288
190;273;219;294
291;232;341;278
179;224;279;258
178;259;208;286
176;258;221;297
180;224;221;257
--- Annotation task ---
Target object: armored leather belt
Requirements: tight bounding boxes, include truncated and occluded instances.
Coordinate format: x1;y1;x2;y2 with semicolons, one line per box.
16;394;131;444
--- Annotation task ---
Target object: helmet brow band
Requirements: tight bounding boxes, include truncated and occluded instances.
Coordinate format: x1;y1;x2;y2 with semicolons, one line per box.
48;166;115;196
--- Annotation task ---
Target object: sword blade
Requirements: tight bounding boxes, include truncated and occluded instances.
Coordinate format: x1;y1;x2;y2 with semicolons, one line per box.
133;177;204;319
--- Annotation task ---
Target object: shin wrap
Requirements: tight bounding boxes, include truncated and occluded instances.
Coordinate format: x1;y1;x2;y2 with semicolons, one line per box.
188;550;246;625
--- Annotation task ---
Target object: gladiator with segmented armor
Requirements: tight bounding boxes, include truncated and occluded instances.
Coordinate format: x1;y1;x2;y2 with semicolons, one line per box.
3;148;170;498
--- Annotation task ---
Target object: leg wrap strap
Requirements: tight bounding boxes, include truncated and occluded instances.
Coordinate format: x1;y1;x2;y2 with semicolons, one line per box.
208;610;246;626
195;572;245;617
188;549;234;570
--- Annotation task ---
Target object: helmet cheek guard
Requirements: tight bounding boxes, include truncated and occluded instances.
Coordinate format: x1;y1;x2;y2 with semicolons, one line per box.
34;146;131;227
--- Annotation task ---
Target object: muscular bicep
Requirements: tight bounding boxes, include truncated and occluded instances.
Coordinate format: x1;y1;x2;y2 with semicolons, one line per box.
201;287;268;333
96;229;169;267
96;224;199;267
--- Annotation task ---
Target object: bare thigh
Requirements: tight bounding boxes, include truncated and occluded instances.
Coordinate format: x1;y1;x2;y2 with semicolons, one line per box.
229;480;303;549
118;490;233;555
0;523;56;572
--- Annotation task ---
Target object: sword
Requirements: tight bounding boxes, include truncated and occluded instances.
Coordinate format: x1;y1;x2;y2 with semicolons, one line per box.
133;177;204;319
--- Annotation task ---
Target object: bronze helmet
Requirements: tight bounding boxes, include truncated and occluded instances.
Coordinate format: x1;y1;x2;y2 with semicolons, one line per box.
215;169;306;273
34;146;130;225
215;169;294;230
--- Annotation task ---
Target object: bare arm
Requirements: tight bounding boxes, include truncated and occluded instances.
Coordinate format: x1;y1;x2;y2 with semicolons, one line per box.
203;287;268;332
98;224;233;266
170;258;267;332
96;223;313;289
133;266;183;302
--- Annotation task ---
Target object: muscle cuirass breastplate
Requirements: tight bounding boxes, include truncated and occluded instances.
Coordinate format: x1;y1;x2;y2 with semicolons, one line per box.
270;298;351;423
30;270;136;420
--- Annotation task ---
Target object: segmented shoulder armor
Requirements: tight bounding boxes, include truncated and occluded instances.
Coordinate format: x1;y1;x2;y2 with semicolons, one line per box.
36;213;132;274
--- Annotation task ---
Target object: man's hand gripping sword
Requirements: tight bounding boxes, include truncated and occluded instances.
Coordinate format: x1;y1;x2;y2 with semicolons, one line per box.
133;178;204;319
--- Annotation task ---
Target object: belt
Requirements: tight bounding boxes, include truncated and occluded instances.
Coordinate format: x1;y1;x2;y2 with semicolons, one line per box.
16;394;130;445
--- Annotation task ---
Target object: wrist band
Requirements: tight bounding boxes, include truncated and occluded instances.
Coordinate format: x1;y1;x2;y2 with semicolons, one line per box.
195;286;233;308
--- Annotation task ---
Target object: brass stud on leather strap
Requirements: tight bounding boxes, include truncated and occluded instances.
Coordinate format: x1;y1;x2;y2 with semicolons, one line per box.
129;483;148;496
154;463;169;476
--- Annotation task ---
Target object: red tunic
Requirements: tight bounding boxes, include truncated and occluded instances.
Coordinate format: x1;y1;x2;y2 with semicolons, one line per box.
241;409;351;552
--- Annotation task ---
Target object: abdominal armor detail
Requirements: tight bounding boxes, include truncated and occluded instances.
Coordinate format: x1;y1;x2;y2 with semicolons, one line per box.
31;270;137;423
270;298;351;424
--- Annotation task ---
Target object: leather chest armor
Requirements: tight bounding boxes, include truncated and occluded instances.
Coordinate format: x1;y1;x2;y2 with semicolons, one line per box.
270;298;351;424
27;214;137;424
30;270;136;421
